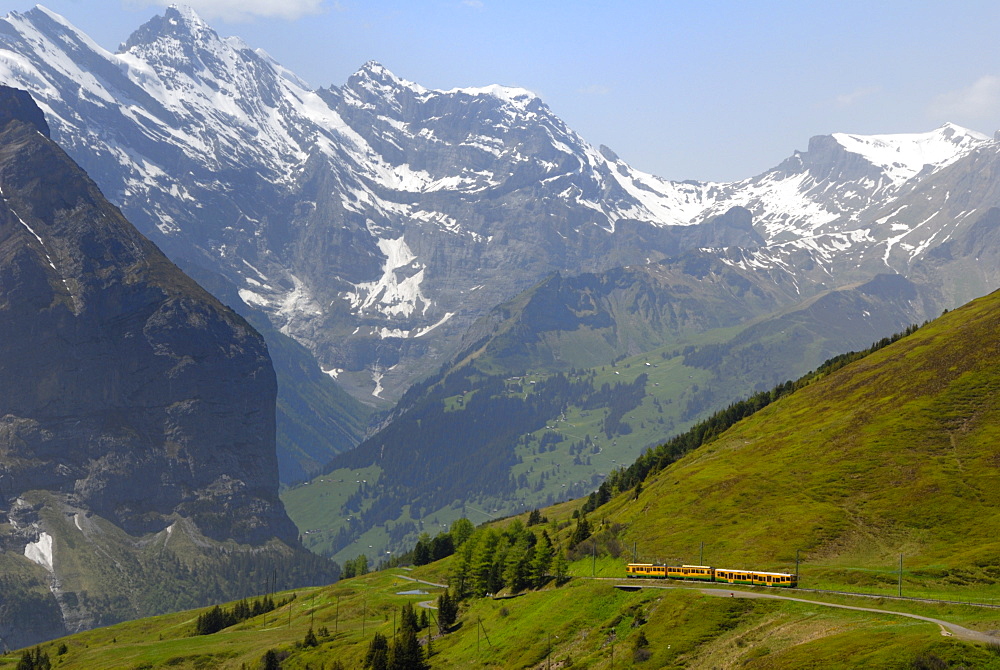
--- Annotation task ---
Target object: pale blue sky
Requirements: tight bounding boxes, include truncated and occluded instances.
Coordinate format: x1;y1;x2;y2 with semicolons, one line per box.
9;0;1000;182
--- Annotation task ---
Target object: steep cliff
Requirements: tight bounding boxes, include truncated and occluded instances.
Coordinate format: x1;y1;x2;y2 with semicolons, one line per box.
0;87;324;650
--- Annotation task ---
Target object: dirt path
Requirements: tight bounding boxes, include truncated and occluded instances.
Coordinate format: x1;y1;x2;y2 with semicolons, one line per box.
619;583;1000;644
396;574;447;588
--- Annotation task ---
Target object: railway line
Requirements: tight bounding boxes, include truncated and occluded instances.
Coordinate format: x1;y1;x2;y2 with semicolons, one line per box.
588;577;1000;644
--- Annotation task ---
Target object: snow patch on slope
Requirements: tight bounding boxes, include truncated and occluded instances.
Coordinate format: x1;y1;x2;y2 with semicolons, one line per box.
833;123;989;187
24;532;54;572
345;237;430;322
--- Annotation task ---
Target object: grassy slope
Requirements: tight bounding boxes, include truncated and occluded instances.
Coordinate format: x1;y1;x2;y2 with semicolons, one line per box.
593;288;1000;596
11;294;1000;666
7;568;999;670
283;273;922;564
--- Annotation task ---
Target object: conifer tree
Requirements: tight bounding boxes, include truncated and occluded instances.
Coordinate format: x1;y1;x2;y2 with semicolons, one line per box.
569;516;591;547
532;531;554;587
552;550;569;585
364;632;389;670
502;536;533;593
260;649;281;670
16;647;51;670
388;627;429;670
399;603;419;635
469;529;500;597
450;518;475;547
437;590;459;631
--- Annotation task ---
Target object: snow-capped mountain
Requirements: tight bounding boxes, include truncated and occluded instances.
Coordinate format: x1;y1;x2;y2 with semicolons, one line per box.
0;5;737;403
1;4;998;410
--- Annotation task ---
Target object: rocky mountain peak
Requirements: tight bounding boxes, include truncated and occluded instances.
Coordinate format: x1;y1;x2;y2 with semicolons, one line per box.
121;4;214;50
119;4;234;79
0;85;49;137
355;60;413;87
341;60;425;113
0;86;296;546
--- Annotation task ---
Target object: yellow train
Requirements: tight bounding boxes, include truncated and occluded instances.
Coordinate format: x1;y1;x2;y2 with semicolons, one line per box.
626;563;797;588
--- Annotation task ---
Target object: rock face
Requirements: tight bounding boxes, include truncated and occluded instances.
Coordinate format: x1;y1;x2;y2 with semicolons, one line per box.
1;5;998;420
0;85;297;544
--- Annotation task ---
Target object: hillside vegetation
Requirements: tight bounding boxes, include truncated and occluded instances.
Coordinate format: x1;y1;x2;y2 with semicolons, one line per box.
589;288;1000;588
283;273;926;564
6;566;1000;669
9;291;1000;666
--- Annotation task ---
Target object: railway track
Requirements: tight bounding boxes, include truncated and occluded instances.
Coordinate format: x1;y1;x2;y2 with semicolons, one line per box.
586;577;1000;644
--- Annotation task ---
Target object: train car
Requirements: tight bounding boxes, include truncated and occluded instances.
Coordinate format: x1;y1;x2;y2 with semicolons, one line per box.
625;563;713;581
668;564;714;582
626;563;797;588
714;568;796;588
625;563;668;578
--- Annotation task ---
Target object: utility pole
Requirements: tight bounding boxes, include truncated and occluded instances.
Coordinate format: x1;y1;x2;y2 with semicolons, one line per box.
362;597;366;637
699;541;704;565
796;549;800;582
898;554;903;597
592;542;596;577
478;617;492;647
427;607;439;638
335;596;340;633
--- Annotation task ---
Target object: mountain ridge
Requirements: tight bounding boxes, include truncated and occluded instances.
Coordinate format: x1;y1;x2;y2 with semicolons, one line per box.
0;86;333;649
4;4;997;411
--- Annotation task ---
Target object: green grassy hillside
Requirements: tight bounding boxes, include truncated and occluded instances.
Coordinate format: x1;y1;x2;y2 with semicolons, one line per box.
11;291;1000;666
283;275;930;565
589;287;1000;593
7;566;999;669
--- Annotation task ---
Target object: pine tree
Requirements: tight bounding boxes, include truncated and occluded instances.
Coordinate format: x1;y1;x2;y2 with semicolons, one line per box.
469;529;499;597
364;632;389;670
437;590;458;631
16;647;52;670
413;533;432;566
449;540;475;599
399;603;419;635
388;627;429;670
260;649;281;670
450;518;475;546
502;537;533;593
569;516;591;547
552;550;569;585
532;531;554;587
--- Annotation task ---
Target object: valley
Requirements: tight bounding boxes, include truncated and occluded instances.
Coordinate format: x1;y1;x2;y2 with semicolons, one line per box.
1;3;1000;663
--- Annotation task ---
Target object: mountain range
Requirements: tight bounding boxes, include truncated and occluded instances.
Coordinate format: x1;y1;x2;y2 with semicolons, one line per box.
3;6;998;410
12;283;1000;668
0;85;334;650
4;5;1000;559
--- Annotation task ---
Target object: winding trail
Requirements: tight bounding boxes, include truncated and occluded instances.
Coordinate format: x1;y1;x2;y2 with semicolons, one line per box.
396;574;447;588
615;583;1000;644
392;571;999;642
395;574;445;609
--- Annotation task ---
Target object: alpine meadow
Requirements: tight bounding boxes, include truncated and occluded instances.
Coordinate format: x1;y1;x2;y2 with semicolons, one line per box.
1;3;1000;669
